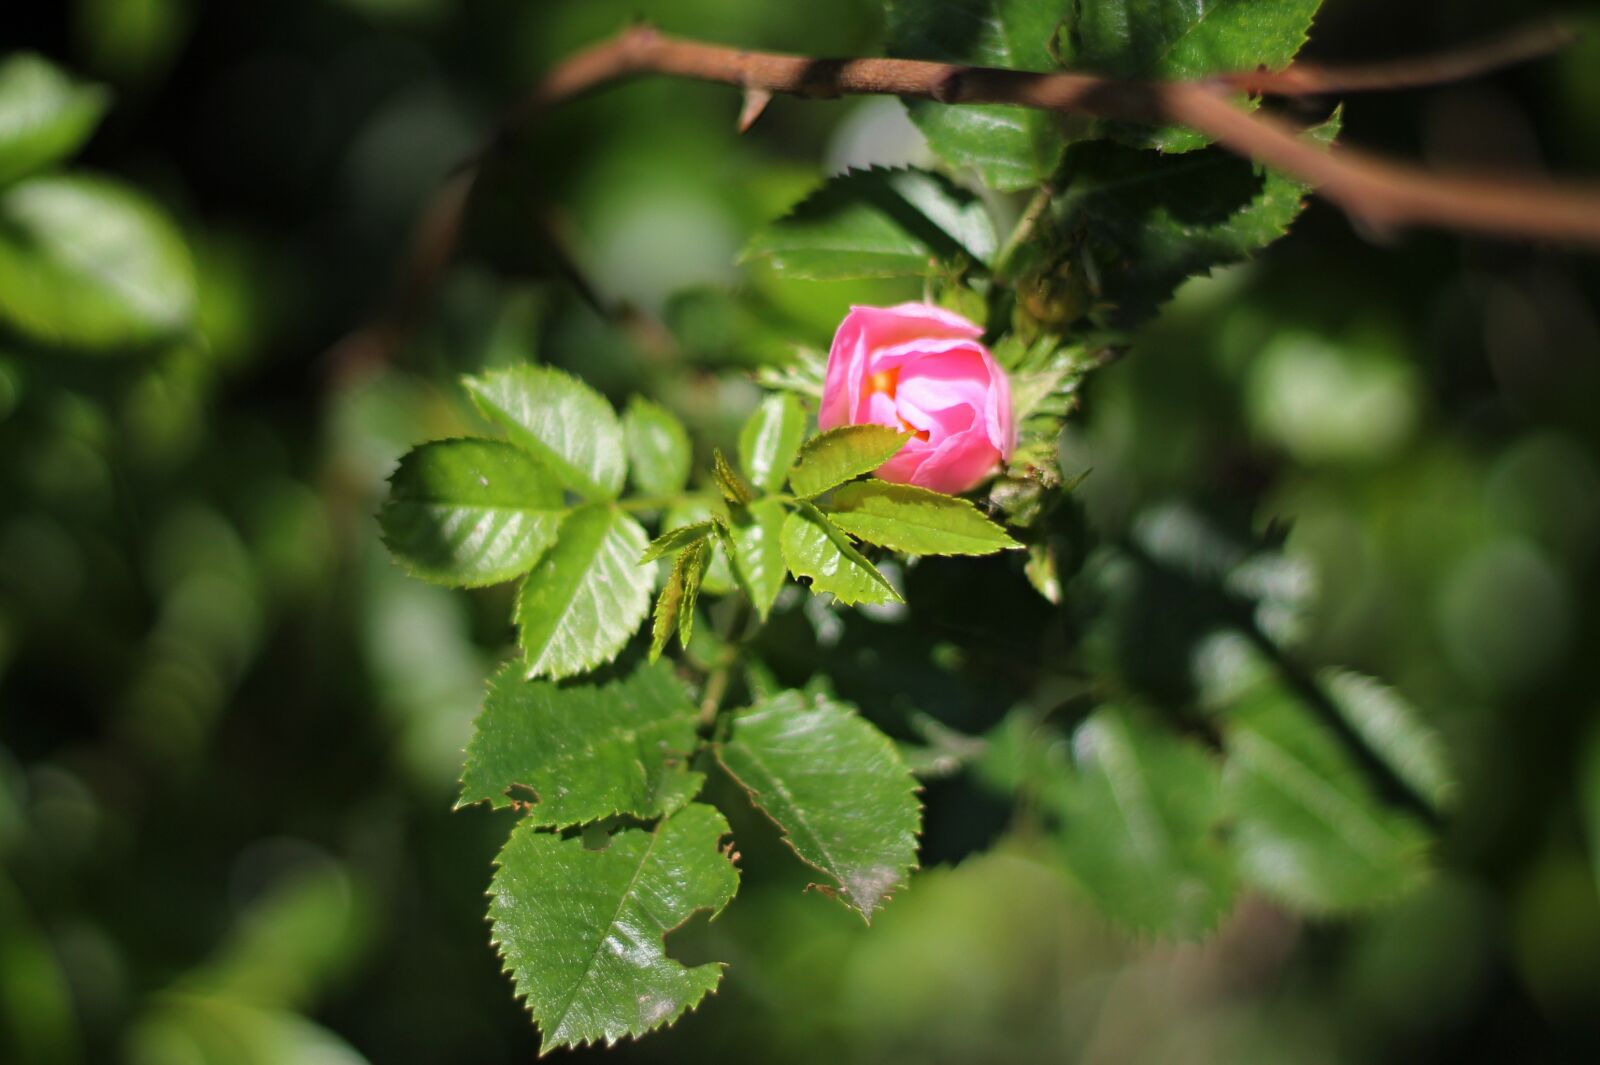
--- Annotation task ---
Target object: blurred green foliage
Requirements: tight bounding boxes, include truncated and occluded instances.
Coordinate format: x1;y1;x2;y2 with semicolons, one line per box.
2;0;1599;1062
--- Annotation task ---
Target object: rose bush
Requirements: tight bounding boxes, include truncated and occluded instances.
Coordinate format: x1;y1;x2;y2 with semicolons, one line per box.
819;302;1015;495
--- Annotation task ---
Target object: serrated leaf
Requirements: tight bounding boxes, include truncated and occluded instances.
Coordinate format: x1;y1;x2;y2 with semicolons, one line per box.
0;172;195;350
515;504;651;680
886;0;1065;191
1223;680;1432;913
738;393;807;494
826;481;1019;556
460;659;701;821
1059;111;1339;328
1058;0;1322;151
728;498;788;621
641;520;716;564
1320;668;1456;813
665;499;735;596
1051;707;1235;938
788;425;911;498
743;167;997;279
712;448;754;507
718;691;920;920
675;539;710;651
489;803;739;1051
464;366;626;501
781;502;901;606
622;396;691;497
0;54;109;186
380;438;564;587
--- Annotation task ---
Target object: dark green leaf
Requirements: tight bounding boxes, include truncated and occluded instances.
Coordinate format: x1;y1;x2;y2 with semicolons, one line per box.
743;167;997;279
1058;0;1323;151
1052;707;1235;938
788;425;910;498
459;659;701;822
489;803;739;1050
780;502;901;606
0;54;109;185
463;366;626;501
623;396;692;497
826;481;1020;555
728;498;788;621
738;393;808;494
380;438;564;587
1223;679;1432;913
515;504;651;679
886;0;1065;190
718;691;920;920
0;173;195;350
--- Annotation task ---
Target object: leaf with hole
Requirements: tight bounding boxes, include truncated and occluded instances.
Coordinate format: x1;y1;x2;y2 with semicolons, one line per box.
459;659;702;823
781;503;901;606
718;691;920;920
380;438;564;587
743;167;997;279
489;803;739;1050
515;504;651;680
464;366;627;501
826;481;1019;556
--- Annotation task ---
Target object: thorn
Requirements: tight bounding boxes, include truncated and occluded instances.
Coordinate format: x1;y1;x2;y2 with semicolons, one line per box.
738;88;773;133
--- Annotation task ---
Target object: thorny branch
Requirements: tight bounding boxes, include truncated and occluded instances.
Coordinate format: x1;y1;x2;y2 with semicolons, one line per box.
331;18;1598;371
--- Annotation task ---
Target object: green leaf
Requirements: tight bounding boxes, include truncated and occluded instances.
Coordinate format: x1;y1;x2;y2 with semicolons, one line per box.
781;502;901;607
885;0;1065;191
1320;668;1456;814
738;393;808;494
674;538;710;651
515;504;651;680
641;520;716;564
380;438;564;588
1051;707;1235;938
728;498;788;621
788;425;911;498
0;172;196;350
1057;0;1322;151
0;54;109;186
717;691;920;920
743;167;997;279
459;659;701;822
489;803;739;1051
1057;111;1339;328
712;448;755;507
1223;679;1432;913
622;396;691;497
826;481;1019;555
463;366;626;501
664;499;735;596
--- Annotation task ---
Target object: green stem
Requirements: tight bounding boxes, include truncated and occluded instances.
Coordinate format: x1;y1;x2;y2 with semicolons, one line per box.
991;183;1056;284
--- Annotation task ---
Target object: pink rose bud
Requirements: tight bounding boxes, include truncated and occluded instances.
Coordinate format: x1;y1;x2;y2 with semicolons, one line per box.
818;302;1016;495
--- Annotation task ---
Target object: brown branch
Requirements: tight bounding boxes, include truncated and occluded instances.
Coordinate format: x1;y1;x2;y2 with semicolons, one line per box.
1219;18;1580;96
331;22;1600;370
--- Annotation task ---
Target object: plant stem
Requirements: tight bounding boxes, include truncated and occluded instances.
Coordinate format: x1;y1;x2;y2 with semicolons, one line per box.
991;183;1056;284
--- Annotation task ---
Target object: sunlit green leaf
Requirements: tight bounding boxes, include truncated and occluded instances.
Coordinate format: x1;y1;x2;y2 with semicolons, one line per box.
712;448;754;507
1051;707;1235;938
788;425;910;498
623;396;691;497
718;691;920;920
515;504;651;679
826;481;1019;556
0;54;109;186
743;167;997;279
886;0;1065;190
0;172;195;350
781;502;901;606
664;498;734;596
641;520;716;564
738;393;808;494
380;438;564;587
459;659;701;822
464;366;626;501
728;498;788;620
1320;668;1456;814
489;804;739;1051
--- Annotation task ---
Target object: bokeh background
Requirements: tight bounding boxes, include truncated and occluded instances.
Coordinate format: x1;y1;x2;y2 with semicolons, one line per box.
4;0;1600;1062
